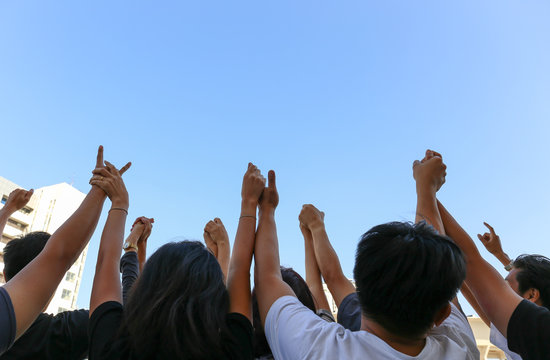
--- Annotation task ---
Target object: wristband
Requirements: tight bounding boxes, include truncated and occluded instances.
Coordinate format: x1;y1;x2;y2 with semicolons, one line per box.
110;207;129;215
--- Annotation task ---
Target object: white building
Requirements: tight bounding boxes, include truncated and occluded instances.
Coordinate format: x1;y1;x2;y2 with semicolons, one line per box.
0;176;87;314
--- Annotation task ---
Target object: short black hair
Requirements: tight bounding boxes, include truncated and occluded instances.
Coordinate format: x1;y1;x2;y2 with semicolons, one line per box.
513;254;550;310
353;221;466;338
3;231;50;281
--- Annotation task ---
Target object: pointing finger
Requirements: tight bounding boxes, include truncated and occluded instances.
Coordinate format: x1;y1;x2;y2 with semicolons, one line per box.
268;170;276;189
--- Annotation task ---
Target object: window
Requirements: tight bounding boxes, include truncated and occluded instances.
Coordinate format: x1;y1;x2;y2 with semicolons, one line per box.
61;289;72;300
58;307;68;313
65;272;76;282
1;196;6;205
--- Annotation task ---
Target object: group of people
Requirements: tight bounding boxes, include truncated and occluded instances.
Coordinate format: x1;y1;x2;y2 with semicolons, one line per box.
0;146;548;359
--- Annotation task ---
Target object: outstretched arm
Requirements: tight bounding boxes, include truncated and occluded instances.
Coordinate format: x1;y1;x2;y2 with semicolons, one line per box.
89;160;132;315
254;171;296;325
437;200;522;336
299;205;355;307
3;147;111;340
300;223;331;311
226;163;265;320
204;218;230;282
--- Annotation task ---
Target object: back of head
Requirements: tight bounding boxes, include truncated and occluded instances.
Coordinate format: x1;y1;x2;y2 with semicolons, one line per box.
3;231;50;281
252;266;316;357
123;241;230;359
353;221;466;338
513;254;550;310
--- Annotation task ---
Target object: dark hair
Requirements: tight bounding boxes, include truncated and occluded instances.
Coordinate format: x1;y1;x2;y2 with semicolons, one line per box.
122;241;231;359
252;266;316;357
353;221;466;338
3;232;50;281
513;254;550;310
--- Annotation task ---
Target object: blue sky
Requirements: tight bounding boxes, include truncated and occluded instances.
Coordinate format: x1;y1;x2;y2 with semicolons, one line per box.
1;1;549;316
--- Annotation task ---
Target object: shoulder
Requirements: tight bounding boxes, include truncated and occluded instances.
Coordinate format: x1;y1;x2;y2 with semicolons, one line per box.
429;303;479;359
0;287;16;355
507;299;550;358
224;313;253;359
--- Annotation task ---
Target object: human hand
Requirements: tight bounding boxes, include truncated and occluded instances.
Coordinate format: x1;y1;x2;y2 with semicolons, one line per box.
204;218;229;245
241;163;266;204
89;160;131;209
412;149;446;195
131;217;154;244
2;188;34;214
259;170;278;211
477;222;504;256
299;204;325;232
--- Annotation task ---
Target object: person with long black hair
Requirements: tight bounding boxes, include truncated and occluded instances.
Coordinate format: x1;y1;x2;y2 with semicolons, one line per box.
88;162;263;360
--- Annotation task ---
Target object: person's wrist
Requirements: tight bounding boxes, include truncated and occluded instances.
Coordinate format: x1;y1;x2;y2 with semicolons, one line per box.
309;221;326;233
416;182;436;196
259;206;276;216
0;205;16;215
241;198;258;211
112;199;129;209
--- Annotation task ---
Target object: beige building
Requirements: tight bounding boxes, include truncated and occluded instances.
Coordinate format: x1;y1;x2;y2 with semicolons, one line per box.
0;176;87;314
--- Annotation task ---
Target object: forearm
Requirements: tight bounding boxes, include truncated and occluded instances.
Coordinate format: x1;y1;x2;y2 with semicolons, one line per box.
120;251;139;304
309;224;354;306
90;209;126;313
415;189;445;235
461;282;490;327
0;209;12;238
226;200;257;318
44;186;106;264
303;228;330;311
493;251;512;268
137;247;147;273
216;241;230;282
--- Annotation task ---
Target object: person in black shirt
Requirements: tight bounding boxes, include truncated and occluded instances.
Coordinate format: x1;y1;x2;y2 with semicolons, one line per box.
88;162;261;359
422;149;550;360
0;232;89;360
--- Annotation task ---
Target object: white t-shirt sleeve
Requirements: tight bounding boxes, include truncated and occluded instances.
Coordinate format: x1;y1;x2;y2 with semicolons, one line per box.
265;295;334;360
429;302;480;359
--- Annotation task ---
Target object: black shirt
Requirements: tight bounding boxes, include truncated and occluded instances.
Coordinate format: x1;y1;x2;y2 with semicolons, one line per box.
508;299;550;360
89;301;254;360
0;309;89;360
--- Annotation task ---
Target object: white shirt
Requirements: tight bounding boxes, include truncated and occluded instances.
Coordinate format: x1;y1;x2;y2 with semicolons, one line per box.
265;296;480;360
490;323;522;360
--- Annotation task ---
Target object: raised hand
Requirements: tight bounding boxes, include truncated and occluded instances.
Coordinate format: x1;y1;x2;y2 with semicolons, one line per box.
259;170;278;211
3;189;34;214
299;204;325;231
413;149;447;194
132;217;154;244
204;218;229;248
89;160;131;209
241;163;266;205
477;222;503;255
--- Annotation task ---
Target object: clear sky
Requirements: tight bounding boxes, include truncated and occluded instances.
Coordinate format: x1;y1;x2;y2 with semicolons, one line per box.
1;1;549;316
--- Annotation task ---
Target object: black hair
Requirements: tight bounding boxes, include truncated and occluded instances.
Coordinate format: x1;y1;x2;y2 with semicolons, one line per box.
3;231;50;281
513;254;550;310
252;266;316;357
122;241;231;359
353;221;466;338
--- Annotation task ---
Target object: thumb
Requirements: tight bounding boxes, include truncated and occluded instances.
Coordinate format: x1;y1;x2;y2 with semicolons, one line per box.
268;170;276;189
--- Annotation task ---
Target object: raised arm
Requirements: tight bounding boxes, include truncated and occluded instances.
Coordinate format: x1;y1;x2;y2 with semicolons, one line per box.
204;218;230;282
437;200;523;337
134;217;153;273
299;205;355;307
89;160;131;315
120;220;146;304
477;222;513;269
3;147;110;340
254;171;296;325
300;223;331;311
412;150;446;235
0;189;34;239
226;163;265;320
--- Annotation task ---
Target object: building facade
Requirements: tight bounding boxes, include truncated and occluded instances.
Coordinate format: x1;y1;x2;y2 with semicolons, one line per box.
0;176;87;314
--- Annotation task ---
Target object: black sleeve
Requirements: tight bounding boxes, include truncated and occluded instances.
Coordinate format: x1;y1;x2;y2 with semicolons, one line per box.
89;302;123;360
337;292;361;331
0;288;15;355
120;251;139;304
223;313;254;360
53;309;90;360
507;299;550;360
